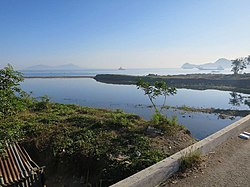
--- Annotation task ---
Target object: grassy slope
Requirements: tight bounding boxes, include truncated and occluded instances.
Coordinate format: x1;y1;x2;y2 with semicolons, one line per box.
3;102;194;186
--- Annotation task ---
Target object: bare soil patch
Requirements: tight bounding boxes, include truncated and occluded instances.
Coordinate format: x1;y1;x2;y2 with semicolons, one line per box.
160;126;250;187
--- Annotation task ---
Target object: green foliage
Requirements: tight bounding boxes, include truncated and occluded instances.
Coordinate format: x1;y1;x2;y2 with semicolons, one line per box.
151;112;167;125
0;98;192;185
109;112;135;129
171;115;178;126
150;113;179;133
101;134;165;182
34;95;52;111
231;58;246;75
0;64;29;153
0;64;26;118
136;79;176;113
231;55;249;75
11;103;167;184
0;119;25;155
0;66;193;185
180;150;201;171
178;105;194;111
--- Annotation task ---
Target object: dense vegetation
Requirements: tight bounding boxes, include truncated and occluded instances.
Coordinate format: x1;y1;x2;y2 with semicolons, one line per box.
0;65;194;186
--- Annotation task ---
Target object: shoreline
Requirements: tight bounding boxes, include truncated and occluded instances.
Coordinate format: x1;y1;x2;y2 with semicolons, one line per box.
172;106;250;118
94;74;250;94
24;74;250;94
24;75;95;79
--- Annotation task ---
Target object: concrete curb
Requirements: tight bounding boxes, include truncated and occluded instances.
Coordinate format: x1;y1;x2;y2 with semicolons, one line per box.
111;114;250;187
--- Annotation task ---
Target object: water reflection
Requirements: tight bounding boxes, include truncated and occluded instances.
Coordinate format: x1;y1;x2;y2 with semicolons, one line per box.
229;92;250;108
20;78;248;139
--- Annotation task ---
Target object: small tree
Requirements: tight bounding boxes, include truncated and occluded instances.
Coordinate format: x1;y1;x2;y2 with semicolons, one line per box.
231;58;246;75
0;64;27;155
0;64;25;118
231;55;250;75
136;79;176;113
154;81;177;112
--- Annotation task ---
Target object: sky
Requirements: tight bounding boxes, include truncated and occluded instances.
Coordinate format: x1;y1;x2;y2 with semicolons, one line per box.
0;0;250;69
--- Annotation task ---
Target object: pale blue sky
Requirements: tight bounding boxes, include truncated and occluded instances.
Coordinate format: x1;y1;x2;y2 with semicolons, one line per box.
0;0;250;69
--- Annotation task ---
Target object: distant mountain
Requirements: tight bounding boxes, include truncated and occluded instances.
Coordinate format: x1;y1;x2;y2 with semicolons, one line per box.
55;64;82;70
181;58;232;70
181;63;198;69
25;63;82;70
213;58;232;68
25;65;50;70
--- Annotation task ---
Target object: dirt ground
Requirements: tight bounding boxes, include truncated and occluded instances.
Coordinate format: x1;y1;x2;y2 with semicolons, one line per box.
161;128;250;187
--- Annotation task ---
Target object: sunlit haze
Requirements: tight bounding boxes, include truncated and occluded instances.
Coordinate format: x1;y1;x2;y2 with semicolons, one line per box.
1;0;250;69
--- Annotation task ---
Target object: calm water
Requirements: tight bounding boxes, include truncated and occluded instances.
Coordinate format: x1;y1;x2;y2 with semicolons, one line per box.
21;67;250;77
21;78;249;140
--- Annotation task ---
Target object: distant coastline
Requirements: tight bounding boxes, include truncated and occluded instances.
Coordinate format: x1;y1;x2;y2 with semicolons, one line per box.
24;75;95;78
94;74;250;94
24;73;250;94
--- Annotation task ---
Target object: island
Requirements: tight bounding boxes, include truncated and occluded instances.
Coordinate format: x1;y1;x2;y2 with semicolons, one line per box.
118;67;126;70
181;58;232;70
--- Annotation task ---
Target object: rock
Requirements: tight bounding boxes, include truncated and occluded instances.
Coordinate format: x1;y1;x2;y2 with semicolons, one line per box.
146;126;163;135
230;116;236;120
171;180;178;184
218;114;228;119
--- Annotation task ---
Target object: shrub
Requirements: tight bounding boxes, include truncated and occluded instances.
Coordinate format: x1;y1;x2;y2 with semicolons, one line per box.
0;64;26;118
34;95;52;111
179;150;201;171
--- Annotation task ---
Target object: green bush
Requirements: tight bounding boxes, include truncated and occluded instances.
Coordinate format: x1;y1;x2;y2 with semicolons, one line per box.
150;113;179;133
0;64;27;118
179;150;201;171
34;95;52;111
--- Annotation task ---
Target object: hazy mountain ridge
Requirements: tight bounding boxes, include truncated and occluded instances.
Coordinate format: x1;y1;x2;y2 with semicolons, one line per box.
25;63;82;70
182;58;232;70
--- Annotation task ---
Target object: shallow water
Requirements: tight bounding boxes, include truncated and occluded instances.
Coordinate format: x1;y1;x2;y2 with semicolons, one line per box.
21;78;248;139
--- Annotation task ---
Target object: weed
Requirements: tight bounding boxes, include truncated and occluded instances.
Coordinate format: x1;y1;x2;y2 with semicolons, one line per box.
179;150;201;171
